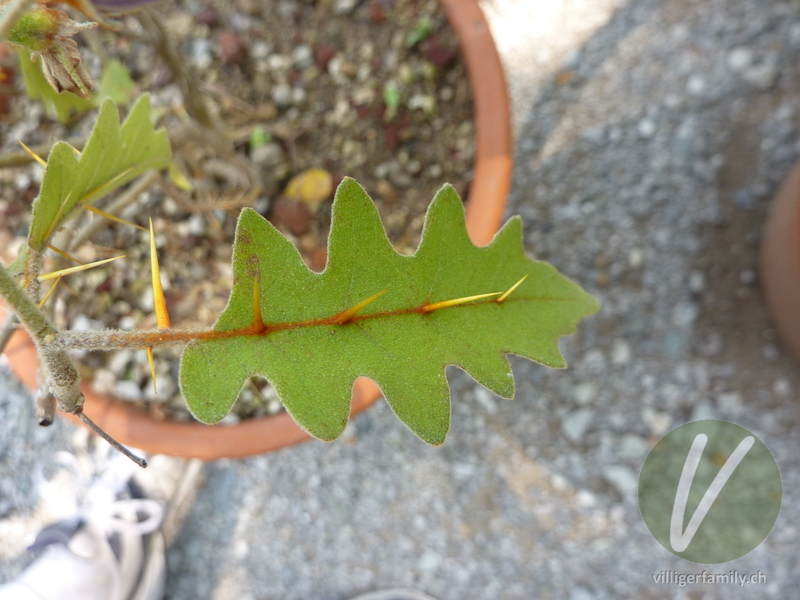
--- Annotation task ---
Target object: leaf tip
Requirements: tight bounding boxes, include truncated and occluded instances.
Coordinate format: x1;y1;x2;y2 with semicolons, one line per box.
497;274;529;303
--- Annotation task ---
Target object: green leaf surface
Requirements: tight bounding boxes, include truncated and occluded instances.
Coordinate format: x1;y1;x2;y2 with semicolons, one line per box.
96;60;135;106
180;179;599;443
28;95;171;249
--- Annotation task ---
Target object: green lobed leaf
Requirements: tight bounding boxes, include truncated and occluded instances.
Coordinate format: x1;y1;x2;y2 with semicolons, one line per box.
96;60;135;106
28;95;171;249
180;178;599;444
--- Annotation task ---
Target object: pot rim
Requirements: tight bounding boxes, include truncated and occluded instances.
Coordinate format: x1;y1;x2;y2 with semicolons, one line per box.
761;160;800;364
1;0;512;460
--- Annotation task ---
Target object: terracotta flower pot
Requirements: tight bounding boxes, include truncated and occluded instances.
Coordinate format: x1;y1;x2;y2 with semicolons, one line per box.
1;0;512;460
761;161;800;362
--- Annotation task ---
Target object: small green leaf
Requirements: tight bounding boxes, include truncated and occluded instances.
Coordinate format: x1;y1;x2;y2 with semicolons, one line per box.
96;60;135;105
382;81;401;120
249;126;271;149
405;16;432;48
28;95;171;249
181;179;599;444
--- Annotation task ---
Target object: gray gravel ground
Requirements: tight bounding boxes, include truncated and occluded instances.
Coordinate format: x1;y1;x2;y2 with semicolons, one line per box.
4;0;800;598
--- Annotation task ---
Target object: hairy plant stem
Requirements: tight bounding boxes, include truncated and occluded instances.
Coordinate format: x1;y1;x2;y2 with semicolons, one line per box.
0;262;146;467
0;0;35;42
0;313;19;355
0;261;56;342
0;260;82;412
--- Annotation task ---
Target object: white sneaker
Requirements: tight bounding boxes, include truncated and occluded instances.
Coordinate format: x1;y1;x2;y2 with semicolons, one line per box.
0;446;201;600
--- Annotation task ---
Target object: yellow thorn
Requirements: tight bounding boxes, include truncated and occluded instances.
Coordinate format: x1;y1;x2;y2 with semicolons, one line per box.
252;274;265;333
38;255;125;281
85;205;148;232
47;244;85;265
79;166;136;206
38;276;62;308
44;192;72;242
17;140;47;168
149;219;171;329
422;292;503;313
168;161;194;192
497;274;529;303
146;348;157;395
335;290;388;324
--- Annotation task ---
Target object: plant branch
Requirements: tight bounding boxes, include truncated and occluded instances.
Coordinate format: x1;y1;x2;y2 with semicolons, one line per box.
0;0;35;42
0;312;19;355
1;262;145;467
137;9;215;128
79;412;147;468
0;260;57;343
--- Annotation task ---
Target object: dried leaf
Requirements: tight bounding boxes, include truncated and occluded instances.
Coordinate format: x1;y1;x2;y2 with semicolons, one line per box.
283;168;333;213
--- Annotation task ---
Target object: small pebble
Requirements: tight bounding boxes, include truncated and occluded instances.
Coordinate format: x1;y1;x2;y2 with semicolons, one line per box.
218;30;248;66
602;465;638;501
195;6;218;27
334;0;358;15
271;83;294;108
114;380;143;402
270;197;311;236
637;118;656;138
717;391;743;416
727;46;753;72
562;408;594;442
611;339;631;365
292;44;314;69
473;387;497;415
688;270;705;293
251;142;286;169
617;434;650;461
573;382;595;405
773;378;791;397
690;400;717;422
642;407;672;435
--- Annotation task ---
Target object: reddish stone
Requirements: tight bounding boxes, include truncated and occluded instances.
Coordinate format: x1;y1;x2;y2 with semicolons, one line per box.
314;45;336;72
369;2;387;24
0;43;15;120
422;35;458;70
196;6;219;27
383;116;410;150
270;197;311;236
310;247;328;272
218;31;248;66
